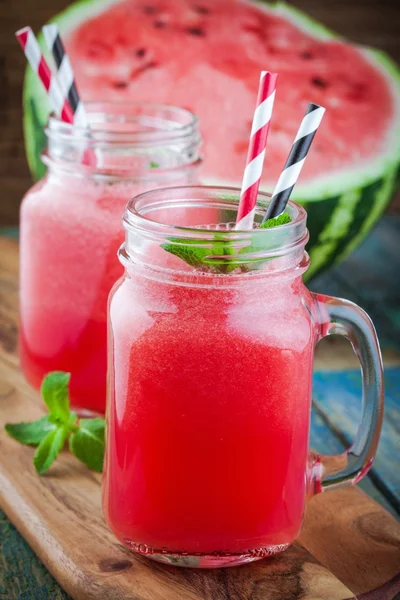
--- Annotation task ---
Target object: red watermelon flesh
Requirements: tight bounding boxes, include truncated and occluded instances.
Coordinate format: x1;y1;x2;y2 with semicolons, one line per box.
65;0;395;187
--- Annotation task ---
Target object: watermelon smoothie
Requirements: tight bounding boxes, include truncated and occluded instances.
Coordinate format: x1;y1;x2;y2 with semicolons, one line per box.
19;104;201;414
105;273;314;561
103;187;317;566
104;186;384;567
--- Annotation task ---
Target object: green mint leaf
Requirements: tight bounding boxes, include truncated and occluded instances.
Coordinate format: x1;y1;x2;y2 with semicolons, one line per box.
161;239;210;268
69;418;105;472
150;161;159;168
162;213;292;273
41;371;71;424
33;426;70;474
5;416;56;446
259;212;292;229
237;213;293;258
202;232;240;273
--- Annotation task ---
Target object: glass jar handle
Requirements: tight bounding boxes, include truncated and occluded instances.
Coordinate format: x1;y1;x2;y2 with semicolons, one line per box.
310;293;384;493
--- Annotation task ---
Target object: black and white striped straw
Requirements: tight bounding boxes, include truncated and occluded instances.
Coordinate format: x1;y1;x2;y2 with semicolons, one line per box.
261;103;325;222
42;24;88;127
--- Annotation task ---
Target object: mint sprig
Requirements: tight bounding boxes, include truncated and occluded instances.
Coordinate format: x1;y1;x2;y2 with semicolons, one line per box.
162;213;292;273
5;372;105;474
259;212;292;228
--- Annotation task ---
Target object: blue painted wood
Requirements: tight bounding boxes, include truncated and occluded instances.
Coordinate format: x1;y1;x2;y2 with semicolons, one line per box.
385;368;400;431
310;402;396;516
312;367;400;514
0;227;18;239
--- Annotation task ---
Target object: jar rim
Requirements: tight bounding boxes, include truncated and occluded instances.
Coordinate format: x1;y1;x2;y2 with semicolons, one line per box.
46;101;199;147
124;185;307;239
121;186;309;281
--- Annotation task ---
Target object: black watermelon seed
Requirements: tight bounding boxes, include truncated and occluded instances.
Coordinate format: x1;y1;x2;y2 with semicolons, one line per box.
113;81;128;89
136;48;147;57
153;20;166;28
311;77;328;88
301;51;313;59
186;27;206;36
193;5;209;14
143;6;158;14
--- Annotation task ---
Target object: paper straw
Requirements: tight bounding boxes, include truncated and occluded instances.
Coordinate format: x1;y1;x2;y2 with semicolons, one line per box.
261;103;325;222
42;24;88;128
235;71;278;230
16;27;74;124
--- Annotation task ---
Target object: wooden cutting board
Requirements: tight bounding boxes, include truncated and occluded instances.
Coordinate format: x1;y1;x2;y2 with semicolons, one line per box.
1;236;400;600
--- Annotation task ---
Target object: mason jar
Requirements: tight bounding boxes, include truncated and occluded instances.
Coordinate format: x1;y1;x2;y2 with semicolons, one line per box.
103;186;383;567
19;103;202;414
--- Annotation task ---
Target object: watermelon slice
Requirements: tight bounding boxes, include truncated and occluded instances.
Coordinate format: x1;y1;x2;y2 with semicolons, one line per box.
24;0;400;279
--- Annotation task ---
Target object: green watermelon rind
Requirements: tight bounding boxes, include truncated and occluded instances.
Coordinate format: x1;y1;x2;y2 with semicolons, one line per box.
304;163;399;279
22;0;400;280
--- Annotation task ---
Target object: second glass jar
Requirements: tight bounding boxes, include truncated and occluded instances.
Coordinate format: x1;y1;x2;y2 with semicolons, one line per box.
19;102;202;414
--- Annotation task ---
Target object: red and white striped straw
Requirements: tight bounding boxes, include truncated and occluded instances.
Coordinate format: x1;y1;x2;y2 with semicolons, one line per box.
235;71;278;230
16;27;74;124
42;24;88;128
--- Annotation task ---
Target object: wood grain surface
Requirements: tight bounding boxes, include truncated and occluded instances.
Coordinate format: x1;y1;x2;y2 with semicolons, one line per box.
1;0;400;226
1;235;400;599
